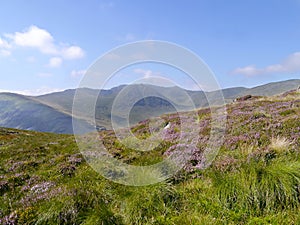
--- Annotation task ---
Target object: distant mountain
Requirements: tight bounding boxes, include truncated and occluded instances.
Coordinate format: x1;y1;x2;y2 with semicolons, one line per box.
0;79;299;133
0;93;93;134
241;79;300;96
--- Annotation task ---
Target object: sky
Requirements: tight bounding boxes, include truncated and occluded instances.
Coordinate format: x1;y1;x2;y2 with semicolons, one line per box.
1;0;300;95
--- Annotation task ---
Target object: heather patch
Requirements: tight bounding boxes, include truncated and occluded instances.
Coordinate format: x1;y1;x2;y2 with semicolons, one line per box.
0;90;299;224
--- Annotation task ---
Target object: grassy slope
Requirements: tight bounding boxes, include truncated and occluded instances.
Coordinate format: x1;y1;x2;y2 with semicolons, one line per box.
242;79;300;96
0;90;299;224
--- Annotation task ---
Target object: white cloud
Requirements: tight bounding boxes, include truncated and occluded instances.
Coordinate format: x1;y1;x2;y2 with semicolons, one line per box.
232;52;300;76
61;46;85;59
0;37;11;49
134;68;160;78
0;49;11;56
0;37;12;56
7;25;57;54
70;69;86;77
48;57;62;68
3;25;85;60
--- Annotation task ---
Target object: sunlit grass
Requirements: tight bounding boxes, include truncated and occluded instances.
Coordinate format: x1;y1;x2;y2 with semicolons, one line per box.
270;136;293;154
0;90;300;224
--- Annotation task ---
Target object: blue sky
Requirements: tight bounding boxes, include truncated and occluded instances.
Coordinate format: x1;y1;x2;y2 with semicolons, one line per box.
1;0;300;95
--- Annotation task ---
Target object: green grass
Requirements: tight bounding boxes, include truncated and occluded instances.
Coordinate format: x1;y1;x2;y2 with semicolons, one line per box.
0;89;299;224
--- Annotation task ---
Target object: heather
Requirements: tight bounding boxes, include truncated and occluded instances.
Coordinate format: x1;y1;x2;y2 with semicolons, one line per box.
0;90;299;224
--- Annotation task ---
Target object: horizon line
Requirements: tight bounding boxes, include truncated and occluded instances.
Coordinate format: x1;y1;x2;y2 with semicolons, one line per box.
0;78;299;97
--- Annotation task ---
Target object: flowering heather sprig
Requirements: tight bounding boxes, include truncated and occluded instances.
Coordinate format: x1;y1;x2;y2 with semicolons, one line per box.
30;181;55;194
20;181;63;207
225;135;250;149
8;161;24;172
21;175;41;192
67;153;83;165
0;211;18;225
164;143;205;172
161;123;180;142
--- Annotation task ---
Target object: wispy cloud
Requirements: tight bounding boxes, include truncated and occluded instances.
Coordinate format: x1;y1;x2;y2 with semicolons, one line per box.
0;37;12;56
47;57;62;68
134;68;152;78
116;33;136;42
0;49;11;57
0;86;63;96
70;69;86;78
232;52;300;76
133;68;161;78
0;37;11;48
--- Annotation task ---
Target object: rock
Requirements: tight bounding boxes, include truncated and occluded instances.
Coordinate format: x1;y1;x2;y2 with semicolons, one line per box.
234;95;253;102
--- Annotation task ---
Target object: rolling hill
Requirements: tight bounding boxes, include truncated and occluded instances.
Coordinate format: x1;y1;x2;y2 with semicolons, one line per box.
0;88;299;224
0;79;299;133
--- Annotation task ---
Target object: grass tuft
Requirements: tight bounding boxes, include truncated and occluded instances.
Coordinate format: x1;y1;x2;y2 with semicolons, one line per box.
270;136;293;154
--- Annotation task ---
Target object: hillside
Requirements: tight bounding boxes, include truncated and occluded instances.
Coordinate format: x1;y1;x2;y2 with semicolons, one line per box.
242;79;300;96
0;93;93;134
0;89;299;224
35;79;300;128
0;79;299;133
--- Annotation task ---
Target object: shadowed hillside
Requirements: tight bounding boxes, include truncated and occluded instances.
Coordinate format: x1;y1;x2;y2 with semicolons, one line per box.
0;93;93;134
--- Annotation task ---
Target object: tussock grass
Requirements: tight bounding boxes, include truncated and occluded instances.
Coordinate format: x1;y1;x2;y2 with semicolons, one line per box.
270;136;293;153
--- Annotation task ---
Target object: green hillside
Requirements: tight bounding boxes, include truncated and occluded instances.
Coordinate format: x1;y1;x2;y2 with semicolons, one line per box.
36;79;300;129
0;89;299;224
0;79;299;133
242;79;300;96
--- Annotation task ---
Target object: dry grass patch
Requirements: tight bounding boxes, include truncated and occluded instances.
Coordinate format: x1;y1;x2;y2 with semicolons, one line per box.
270;136;293;153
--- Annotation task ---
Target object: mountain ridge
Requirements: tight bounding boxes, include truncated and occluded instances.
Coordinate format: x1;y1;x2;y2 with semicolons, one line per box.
0;79;299;133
